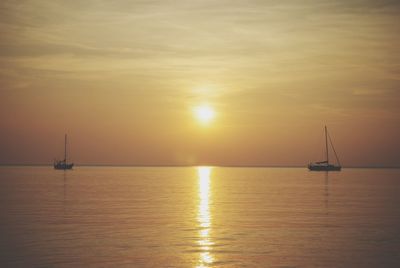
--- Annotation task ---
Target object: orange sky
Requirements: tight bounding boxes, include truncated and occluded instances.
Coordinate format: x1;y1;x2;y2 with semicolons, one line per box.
1;1;399;166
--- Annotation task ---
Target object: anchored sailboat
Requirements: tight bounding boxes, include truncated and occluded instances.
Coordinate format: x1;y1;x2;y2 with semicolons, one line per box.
308;126;341;171
54;134;74;170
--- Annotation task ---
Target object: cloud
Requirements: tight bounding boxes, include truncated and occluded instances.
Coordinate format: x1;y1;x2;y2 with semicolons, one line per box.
352;89;393;96
1;0;399;99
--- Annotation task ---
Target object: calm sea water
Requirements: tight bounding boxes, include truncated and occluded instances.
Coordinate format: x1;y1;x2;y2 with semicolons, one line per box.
0;166;399;267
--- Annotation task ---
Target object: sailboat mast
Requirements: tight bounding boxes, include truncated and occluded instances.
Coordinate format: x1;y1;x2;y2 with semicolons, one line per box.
64;134;67;162
325;126;329;164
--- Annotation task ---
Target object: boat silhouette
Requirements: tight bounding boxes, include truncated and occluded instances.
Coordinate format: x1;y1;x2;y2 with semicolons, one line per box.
308;126;341;171
54;134;74;170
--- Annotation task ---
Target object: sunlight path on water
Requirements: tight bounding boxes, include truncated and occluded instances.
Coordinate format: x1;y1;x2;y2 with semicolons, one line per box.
196;167;214;268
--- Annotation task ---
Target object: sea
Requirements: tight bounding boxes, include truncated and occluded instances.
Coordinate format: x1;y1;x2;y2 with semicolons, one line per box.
0;166;399;267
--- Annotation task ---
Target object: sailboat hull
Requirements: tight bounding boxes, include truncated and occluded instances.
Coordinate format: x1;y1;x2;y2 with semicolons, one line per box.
54;162;74;170
308;164;341;171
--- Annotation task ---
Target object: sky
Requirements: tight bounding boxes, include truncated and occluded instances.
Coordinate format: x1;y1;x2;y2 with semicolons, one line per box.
0;0;399;166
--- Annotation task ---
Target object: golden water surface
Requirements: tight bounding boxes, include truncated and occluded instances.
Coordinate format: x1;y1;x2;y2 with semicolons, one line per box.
1;166;400;267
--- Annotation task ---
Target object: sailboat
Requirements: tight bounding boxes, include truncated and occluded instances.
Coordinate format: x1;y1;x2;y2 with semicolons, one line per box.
308;126;341;171
54;134;74;170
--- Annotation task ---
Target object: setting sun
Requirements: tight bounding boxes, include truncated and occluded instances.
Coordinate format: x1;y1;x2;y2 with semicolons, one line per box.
194;105;215;124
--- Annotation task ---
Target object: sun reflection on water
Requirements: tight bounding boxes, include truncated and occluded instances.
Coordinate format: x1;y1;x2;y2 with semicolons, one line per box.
196;166;214;267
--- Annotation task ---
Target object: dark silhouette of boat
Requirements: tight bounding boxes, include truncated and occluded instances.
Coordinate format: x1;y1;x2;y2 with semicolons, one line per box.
308;126;341;171
54;134;74;170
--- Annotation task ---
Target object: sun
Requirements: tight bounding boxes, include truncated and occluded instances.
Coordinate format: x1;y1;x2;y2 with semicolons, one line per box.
194;105;215;124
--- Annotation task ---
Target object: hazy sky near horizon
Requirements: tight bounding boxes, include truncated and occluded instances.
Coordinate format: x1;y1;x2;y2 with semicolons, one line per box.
1;0;399;166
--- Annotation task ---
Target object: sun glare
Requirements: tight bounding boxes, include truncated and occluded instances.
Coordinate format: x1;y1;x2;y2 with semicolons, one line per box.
194;105;215;124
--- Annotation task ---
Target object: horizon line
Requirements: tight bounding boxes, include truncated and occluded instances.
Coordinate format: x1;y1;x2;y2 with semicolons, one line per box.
0;163;399;169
